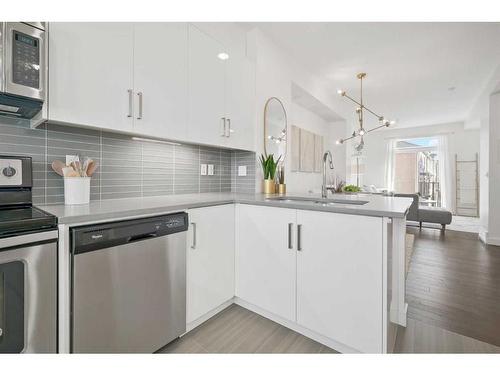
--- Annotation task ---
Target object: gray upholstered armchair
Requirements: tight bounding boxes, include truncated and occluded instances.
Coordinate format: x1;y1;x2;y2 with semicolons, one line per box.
394;193;452;231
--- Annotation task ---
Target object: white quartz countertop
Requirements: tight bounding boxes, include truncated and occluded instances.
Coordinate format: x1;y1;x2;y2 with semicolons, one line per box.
37;192;413;225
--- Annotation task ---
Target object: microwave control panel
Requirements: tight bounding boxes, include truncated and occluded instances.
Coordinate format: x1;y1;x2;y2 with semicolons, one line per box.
12;30;40;89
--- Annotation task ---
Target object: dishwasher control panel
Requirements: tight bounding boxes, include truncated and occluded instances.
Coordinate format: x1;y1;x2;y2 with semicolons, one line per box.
71;212;188;255
164;216;186;229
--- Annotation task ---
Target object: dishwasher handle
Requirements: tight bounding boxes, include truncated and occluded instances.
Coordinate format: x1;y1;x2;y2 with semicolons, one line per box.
127;232;157;243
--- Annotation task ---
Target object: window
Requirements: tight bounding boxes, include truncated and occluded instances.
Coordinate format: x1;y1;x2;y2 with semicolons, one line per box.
394;137;441;207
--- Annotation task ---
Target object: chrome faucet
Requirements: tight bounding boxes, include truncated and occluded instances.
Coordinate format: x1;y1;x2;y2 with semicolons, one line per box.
322;150;334;198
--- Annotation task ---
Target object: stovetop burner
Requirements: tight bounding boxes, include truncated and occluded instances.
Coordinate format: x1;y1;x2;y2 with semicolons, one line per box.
0;205;57;238
0;155;57;238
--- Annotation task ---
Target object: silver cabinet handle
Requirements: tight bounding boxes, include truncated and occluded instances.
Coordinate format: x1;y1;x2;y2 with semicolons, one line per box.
297;224;302;251
226;118;231;137
190;222;197;249
288;223;293;249
137;92;143;120
127;89;133;118
221;117;226;137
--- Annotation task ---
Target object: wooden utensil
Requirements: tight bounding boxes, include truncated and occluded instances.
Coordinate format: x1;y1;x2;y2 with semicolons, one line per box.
86;160;98;177
51;160;66;176
62;167;79;177
82;158;91;177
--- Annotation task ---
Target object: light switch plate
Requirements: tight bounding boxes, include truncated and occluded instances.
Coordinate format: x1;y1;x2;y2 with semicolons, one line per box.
200;164;207;176
238;165;247;176
208;164;215;176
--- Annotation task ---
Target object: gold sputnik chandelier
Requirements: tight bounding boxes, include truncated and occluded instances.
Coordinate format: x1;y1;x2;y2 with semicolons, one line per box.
336;73;395;150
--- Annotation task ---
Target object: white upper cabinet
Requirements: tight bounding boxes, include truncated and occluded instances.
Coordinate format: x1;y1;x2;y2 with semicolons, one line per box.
48;23;134;132
187;25;227;147
225;53;255;151
133;23;188;140
49;22;254;150
295;210;384;353
186;205;235;324
187;25;255;151
235;204;297;321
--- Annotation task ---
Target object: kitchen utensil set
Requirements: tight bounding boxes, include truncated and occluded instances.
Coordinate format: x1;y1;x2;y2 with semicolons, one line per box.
51;156;98;177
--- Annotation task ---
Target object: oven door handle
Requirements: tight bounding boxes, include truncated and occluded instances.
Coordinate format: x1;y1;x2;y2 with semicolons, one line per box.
0;230;58;249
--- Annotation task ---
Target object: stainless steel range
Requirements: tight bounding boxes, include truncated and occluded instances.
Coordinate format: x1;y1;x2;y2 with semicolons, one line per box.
0;155;57;353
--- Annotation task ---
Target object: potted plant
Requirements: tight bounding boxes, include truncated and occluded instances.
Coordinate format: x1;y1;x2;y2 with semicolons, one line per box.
343;184;362;194
260;154;281;194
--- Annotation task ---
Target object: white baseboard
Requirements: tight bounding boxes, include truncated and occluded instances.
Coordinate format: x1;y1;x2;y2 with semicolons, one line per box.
479;230;488;244
486;236;500;246
479;230;500;246
184;299;234;334
233;297;362;353
389;302;408;327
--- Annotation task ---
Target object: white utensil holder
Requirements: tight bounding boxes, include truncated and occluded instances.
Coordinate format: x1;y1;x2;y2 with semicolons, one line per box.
64;177;91;205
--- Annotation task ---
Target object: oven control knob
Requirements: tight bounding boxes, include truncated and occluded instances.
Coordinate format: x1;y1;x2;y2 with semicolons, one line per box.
2;166;17;178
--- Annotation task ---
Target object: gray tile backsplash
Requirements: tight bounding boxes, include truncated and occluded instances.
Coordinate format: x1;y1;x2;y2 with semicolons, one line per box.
0;119;256;204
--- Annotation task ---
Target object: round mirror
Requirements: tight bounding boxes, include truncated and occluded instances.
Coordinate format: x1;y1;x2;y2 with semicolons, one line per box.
264;97;287;161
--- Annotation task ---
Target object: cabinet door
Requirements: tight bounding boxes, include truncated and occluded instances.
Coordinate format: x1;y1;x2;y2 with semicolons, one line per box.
225;54;255;151
187;205;235;323
296;210;383;353
235;204;296;321
133;23;188;141
187;25;227;147
48;23;134;132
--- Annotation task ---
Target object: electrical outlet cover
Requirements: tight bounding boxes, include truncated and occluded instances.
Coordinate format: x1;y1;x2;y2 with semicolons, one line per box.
200;164;207;176
208;164;215;176
238;165;247;176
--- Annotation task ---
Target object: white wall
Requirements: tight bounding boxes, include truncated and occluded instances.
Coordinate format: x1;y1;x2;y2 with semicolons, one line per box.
248;29;348;193
288;103;346;193
353;121;480;212
487;92;500;244
467;64;500;244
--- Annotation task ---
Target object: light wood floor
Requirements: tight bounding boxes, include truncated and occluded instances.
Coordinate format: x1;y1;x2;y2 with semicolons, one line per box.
159;303;500;354
161;227;500;354
159;304;336;354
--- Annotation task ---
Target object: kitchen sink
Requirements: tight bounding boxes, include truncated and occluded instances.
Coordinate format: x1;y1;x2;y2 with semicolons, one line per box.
266;196;369;206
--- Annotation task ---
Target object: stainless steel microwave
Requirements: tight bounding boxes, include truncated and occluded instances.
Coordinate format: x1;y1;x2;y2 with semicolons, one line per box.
0;22;46;119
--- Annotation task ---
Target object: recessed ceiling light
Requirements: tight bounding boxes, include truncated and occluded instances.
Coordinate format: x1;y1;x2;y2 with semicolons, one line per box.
217;52;229;60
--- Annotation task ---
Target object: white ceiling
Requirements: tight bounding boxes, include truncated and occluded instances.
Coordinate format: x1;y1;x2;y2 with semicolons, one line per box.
251;22;500;129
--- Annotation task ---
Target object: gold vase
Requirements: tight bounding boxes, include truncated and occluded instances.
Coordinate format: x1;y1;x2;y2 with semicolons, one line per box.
278;184;286;195
263;179;276;194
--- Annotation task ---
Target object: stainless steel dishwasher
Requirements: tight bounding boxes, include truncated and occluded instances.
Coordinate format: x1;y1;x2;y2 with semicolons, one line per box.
70;212;188;353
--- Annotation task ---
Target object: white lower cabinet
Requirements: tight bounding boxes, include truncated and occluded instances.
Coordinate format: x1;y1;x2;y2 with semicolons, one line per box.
235;204;386;353
295;210;384;353
186;205;235;324
235;204;297;321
